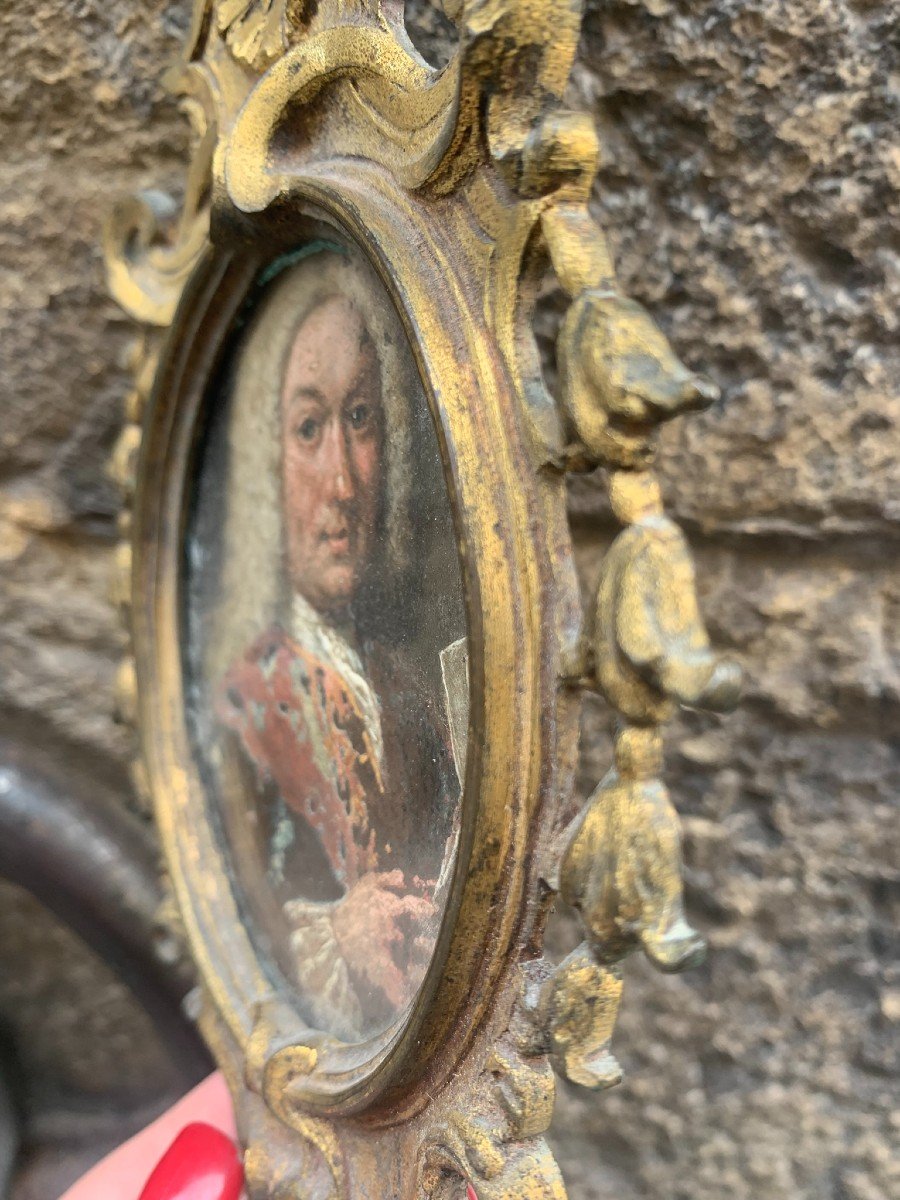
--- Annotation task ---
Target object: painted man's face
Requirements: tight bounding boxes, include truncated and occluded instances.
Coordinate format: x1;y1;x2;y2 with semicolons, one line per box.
280;295;383;615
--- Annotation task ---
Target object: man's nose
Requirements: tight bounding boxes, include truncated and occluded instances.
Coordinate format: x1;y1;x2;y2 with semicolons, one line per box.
323;421;354;500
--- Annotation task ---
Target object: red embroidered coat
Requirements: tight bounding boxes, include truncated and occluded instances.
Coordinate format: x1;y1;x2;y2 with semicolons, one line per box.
215;625;457;1034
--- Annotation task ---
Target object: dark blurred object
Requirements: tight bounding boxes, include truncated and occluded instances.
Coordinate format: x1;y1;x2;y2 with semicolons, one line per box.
0;737;209;1199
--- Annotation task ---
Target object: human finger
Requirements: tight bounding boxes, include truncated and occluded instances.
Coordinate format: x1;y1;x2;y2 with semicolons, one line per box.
59;1073;242;1200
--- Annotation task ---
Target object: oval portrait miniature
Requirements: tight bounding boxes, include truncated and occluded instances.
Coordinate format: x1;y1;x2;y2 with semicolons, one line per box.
183;242;468;1045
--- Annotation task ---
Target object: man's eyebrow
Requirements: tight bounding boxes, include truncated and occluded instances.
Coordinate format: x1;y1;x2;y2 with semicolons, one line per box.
343;378;383;407
287;385;326;405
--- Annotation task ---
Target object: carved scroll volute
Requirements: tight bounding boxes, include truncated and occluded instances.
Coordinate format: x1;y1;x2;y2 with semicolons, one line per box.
421;968;566;1200
221;0;593;211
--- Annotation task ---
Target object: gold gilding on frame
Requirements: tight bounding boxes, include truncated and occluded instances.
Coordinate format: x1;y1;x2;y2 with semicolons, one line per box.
105;1;741;1196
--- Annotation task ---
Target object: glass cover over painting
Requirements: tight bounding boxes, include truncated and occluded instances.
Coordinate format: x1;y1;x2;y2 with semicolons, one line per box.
184;242;467;1043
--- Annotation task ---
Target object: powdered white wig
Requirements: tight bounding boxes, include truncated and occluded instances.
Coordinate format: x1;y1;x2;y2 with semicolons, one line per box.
202;246;415;685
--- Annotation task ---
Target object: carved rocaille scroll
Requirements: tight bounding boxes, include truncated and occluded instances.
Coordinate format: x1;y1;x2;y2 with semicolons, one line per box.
105;2;742;1195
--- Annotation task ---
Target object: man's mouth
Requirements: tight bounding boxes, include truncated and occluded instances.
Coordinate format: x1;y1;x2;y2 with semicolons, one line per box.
321;527;351;554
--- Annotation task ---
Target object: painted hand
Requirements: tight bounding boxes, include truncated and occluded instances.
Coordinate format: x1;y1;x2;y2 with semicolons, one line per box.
332;869;436;1008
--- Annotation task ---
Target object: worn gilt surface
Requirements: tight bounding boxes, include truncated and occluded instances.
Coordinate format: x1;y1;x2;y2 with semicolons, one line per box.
105;1;741;1195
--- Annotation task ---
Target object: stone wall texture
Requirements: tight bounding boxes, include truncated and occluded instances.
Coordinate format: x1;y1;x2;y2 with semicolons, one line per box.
1;2;897;1198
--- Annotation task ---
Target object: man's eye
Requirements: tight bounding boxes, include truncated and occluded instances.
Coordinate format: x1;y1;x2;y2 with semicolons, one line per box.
347;403;371;430
296;417;319;441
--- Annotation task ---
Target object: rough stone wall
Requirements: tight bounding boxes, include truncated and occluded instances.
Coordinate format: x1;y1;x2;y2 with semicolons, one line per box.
0;4;195;1193
0;0;190;785
0;2;897;1199
550;5;899;1199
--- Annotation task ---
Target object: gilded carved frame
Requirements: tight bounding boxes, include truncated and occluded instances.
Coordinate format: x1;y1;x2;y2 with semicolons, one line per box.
106;3;741;1196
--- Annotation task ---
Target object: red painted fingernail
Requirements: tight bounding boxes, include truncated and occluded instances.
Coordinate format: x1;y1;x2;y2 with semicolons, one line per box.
138;1122;243;1200
466;1186;478;1200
